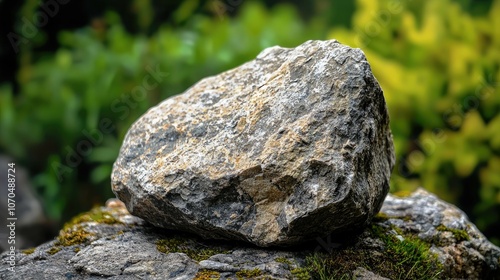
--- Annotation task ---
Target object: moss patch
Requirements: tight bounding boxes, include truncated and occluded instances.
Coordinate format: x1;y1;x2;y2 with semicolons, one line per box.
194;269;220;280
156;237;228;262
47;247;61;255
373;212;411;222
290;267;311;280
65;207;122;227
373;212;391;221
295;224;443;279
393;189;415;197
45;209;107;256
55;225;94;247
275;257;293;266
236;268;262;279
436;225;470;242
22;248;35;255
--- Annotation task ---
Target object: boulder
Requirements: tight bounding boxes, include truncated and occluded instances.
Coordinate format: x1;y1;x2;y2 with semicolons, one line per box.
1;189;499;279
111;40;395;246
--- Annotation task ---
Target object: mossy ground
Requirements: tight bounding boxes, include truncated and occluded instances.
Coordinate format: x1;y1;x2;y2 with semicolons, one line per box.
194;269;221;280
290;224;443;279
45;225;94;256
55;225;94;247
45;206;121;255
392;189;416;198
373;212;412;222
436;225;470;242
65;206;122;227
40;206;449;279
156;237;228;262
22;248;35;255
290;267;311;280
47;247;61;255
235;268;262;279
274;257;293;266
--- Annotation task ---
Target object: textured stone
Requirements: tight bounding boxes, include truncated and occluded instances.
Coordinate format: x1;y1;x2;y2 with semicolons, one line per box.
380;188;500;279
353;267;390;280
2;191;499;279
111;39;395;246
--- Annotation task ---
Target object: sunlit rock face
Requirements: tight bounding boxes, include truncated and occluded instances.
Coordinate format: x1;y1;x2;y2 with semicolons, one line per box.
111;40;395;247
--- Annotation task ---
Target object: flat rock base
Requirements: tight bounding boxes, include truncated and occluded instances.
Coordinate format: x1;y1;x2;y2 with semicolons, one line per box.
1;189;499;279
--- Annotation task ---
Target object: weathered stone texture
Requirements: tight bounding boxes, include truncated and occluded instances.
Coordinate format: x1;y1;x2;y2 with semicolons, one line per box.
2;191;499;279
111;40;395;246
381;189;500;279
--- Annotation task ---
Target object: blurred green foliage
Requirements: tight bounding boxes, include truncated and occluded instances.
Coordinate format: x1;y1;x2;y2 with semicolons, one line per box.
331;0;500;243
0;2;325;221
0;0;498;244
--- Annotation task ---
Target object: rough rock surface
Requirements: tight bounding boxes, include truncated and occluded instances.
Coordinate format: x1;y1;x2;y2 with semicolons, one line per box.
381;189;500;279
2;189;499;279
111;40;395;247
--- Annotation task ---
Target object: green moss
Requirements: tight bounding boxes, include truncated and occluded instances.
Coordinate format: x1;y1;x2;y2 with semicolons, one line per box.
369;224;443;279
275;257;293;266
47;247;61;255
373;212;390;222
65;207;122;228
306;253;358;279
290;267;311;280
55;225;94;246
276;257;309;279
392;190;415;198
373;212;412;222
390;224;405;236
436;225;470;242
156;238;228;262
236;268;262;279
294;225;443;279
156;238;184;254
22;248;35;255
194;269;221;280
49;207;118;248
45;215;98;255
74;247;81;253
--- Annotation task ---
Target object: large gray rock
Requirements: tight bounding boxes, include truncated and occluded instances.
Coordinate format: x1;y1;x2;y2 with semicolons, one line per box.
2;190;499;279
111;40;395;246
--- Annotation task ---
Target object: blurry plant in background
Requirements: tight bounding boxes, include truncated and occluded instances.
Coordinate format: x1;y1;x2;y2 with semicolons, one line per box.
329;0;500;244
0;0;326;231
0;0;498;245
